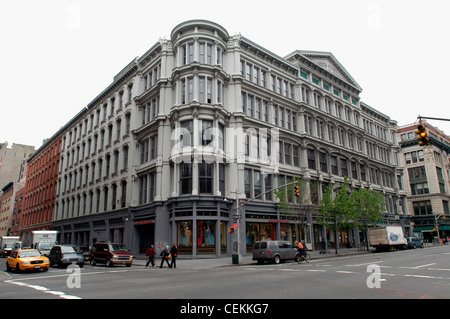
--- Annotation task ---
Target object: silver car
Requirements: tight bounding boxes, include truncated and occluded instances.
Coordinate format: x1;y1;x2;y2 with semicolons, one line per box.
252;240;300;264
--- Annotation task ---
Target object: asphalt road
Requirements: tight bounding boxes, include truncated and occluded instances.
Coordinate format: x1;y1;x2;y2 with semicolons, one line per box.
1;245;449;300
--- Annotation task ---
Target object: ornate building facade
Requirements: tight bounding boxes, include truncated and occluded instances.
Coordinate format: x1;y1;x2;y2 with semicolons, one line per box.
52;20;409;256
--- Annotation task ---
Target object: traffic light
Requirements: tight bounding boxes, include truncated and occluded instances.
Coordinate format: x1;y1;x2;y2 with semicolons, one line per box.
294;185;300;197
416;124;430;146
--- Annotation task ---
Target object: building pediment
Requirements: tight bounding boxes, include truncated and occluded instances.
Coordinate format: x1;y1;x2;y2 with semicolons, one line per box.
285;50;362;92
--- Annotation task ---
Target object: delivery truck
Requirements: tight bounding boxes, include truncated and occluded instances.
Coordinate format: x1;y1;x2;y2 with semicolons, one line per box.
22;230;58;256
368;226;407;251
0;236;20;257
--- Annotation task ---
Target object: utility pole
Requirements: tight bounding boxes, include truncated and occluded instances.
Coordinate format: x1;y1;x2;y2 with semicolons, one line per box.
434;213;444;244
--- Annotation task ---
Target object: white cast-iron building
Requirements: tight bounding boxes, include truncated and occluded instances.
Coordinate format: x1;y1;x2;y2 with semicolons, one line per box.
53;20;409;256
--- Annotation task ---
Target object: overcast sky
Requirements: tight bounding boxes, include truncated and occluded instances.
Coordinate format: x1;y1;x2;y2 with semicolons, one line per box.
1;0;449;149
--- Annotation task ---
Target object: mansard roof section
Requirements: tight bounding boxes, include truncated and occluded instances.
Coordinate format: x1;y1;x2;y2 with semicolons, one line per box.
239;35;298;77
360;101;392;124
137;40;164;68
87;57;138;110
285;50;362;93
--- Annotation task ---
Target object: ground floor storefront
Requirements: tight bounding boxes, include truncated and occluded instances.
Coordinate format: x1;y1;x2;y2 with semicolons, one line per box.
52;198;412;257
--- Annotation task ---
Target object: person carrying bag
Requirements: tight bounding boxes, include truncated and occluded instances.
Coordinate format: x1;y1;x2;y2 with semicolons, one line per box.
159;245;171;268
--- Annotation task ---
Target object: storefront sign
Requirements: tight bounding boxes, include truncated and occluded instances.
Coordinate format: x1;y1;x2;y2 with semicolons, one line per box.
135;220;154;226
268;219;288;224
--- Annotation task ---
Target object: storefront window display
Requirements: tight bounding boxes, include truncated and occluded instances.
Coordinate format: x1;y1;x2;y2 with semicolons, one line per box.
220;222;227;254
280;223;294;242
197;220;216;254
246;223;276;252
177;221;193;254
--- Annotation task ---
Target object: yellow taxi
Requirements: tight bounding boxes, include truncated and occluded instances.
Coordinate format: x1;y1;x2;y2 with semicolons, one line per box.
6;249;50;272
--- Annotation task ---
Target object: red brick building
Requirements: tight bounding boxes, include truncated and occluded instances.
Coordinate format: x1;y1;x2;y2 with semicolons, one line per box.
20;135;62;234
0;182;25;236
9;187;25;236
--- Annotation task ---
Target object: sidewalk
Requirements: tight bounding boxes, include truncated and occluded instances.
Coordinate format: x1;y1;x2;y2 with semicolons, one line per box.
133;247;374;269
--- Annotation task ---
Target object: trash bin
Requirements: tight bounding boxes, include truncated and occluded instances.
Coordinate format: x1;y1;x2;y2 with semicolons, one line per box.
232;254;239;265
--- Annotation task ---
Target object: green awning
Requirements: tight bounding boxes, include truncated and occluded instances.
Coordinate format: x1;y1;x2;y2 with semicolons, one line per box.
413;226;436;232
414;225;450;232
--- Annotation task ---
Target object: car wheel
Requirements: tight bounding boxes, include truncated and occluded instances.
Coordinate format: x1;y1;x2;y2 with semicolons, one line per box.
16;263;21;273
91;258;96;266
6;262;11;272
273;255;281;264
106;259;113;267
413;244;416;249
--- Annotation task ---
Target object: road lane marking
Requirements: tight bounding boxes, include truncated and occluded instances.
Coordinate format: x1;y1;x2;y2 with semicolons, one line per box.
427;268;450;272
5;280;82;299
336;271;355;274
346;261;383;267
404;274;444;280
400;263;436;269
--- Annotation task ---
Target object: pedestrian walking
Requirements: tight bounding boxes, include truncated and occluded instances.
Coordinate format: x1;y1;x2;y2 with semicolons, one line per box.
159;245;171;268
170;244;178;269
320;239;327;254
145;245;156;268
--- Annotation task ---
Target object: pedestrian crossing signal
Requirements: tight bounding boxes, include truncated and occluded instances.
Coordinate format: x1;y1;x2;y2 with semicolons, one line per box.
228;227;234;234
416;124;430;146
294;185;300;197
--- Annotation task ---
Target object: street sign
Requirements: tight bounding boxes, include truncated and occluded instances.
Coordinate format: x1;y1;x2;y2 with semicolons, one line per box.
239;199;247;206
233;223;239;230
233;214;241;220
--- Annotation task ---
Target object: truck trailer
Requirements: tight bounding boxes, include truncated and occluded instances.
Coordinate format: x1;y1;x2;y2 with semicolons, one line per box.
368;226;407;251
0;236;20;257
22;230;58;256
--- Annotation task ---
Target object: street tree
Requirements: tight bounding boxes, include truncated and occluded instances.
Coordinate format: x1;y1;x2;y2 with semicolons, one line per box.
349;188;385;250
274;176;317;244
318;178;355;254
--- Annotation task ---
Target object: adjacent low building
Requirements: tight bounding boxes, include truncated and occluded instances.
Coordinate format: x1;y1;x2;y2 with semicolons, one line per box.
50;20;409;256
0;182;25;236
398;122;450;242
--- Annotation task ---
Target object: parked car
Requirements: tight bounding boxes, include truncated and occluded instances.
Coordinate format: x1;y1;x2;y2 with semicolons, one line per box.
6;249;50;272
74;246;91;261
406;237;424;249
48;245;85;268
90;243;133;267
252;240;299;264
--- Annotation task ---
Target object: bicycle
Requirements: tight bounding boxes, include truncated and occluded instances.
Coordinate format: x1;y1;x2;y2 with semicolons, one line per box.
297;251;311;264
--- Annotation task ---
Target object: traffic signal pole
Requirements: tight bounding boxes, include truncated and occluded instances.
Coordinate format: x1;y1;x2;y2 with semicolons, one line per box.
418;116;450;122
416;115;450;146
